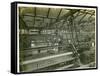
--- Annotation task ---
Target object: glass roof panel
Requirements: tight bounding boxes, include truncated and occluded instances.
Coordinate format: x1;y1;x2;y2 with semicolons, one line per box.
36;7;48;17
49;8;61;18
23;16;34;22
20;7;35;16
26;21;34;27
59;9;70;18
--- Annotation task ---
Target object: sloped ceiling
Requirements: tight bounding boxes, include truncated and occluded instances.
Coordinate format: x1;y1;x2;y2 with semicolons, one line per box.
19;7;95;30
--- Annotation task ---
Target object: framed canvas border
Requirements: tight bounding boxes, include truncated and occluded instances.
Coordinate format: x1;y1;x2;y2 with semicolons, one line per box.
11;1;98;74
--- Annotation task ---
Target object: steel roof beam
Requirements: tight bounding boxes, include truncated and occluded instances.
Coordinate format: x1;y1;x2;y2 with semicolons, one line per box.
47;8;50;18
51;9;80;26
78;12;88;24
33;7;36;25
23;14;58;19
19;15;29;29
56;8;62;21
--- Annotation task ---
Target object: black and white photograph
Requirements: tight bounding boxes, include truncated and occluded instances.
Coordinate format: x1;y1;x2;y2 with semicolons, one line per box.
11;2;97;74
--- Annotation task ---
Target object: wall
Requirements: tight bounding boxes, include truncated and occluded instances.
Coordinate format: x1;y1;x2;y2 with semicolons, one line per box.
0;0;99;76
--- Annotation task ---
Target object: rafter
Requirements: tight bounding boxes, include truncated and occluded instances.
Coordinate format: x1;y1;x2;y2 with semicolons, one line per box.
33;7;36;25
47;8;50;18
56;8;62;20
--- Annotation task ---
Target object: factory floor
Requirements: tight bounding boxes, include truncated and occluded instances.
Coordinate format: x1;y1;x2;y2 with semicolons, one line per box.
24;50;71;61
